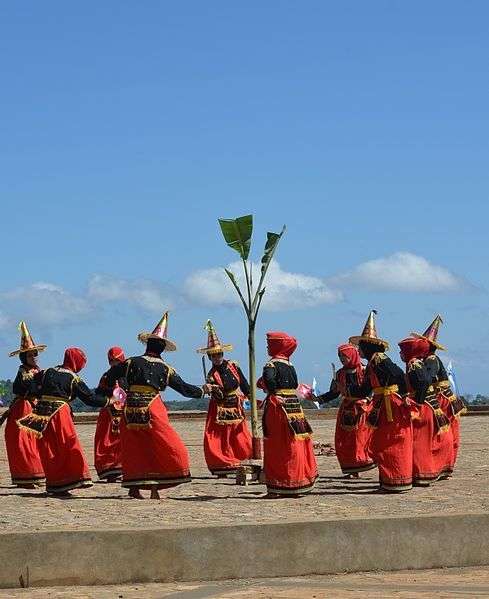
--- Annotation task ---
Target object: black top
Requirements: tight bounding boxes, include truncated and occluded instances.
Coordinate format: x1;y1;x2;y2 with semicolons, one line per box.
112;354;204;399
207;360;250;395
12;365;40;397
359;353;407;397
317;370;364;404
424;354;449;384
405;359;431;405
40;366;108;408
262;359;298;394
96;364;128;397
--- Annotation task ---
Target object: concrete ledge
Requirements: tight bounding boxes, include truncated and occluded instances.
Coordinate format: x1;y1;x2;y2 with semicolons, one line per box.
1;513;489;589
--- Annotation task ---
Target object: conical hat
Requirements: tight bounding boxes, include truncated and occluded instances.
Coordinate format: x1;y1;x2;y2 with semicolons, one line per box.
9;321;47;357
349;310;389;349
137;311;177;352
411;314;446;351
197;320;233;354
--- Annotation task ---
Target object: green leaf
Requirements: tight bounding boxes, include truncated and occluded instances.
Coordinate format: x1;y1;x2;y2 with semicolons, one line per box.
261;225;285;273
224;268;250;315
218;215;253;260
224;268;238;286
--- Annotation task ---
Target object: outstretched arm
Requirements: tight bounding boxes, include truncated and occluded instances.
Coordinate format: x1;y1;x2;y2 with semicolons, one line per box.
168;371;205;399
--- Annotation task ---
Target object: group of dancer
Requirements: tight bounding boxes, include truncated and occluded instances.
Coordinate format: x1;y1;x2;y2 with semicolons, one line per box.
2;310;465;498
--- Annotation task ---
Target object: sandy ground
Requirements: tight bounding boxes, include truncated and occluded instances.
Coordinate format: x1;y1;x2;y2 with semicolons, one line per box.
1;567;489;598
0;415;487;532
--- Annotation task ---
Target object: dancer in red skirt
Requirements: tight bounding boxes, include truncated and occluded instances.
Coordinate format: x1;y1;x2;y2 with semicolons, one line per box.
258;331;317;497
316;343;376;477
399;336;452;486
197;320;252;477
113;312;214;499
412;315;465;472
4;322;45;488
94;346;127;482
17;347;110;496
350;311;413;493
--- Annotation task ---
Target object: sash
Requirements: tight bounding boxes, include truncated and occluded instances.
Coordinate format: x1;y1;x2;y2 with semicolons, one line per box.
276;390;313;440
210;363;245;425
17;397;67;438
124;385;158;429
339;398;367;431
425;394;451;433
108;403;124;434
435;382;466;418
367;385;399;428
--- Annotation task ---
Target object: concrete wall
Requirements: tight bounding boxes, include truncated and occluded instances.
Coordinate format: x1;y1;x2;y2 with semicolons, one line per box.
1;513;489;589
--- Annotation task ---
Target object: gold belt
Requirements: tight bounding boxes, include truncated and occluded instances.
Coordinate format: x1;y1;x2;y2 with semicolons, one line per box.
372;385;398;396
224;391;238;397
372;385;398;423
129;385;157;394
40;395;67;404
275;389;297;396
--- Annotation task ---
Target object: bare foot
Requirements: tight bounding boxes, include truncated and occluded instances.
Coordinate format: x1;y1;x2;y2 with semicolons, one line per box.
150;487;161;500
128;488;144;499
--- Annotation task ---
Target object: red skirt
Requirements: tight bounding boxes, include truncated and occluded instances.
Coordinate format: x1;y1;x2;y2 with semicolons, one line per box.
437;393;458;471
335;399;376;474
412;403;453;485
5;399;45;486
262;395;318;496
204;399;253;475
35;404;92;494
120;397;191;489
369;393;413;492
94;407;122;479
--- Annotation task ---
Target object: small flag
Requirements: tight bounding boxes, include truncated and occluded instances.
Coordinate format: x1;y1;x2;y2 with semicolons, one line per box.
446;361;460;397
113;381;127;406
296;383;313;400
311;377;320;409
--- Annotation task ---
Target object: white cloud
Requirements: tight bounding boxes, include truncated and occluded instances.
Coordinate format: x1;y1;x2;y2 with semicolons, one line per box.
88;275;174;312
0;282;93;327
329;252;468;293
184;260;343;311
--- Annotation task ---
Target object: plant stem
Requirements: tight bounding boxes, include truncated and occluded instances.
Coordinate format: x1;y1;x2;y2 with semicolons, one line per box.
248;320;261;459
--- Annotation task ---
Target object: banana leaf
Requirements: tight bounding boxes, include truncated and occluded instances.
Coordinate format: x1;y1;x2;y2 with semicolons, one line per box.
218;215;253;261
261;225;285;274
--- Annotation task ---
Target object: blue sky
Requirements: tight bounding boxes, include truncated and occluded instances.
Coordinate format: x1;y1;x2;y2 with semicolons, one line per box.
0;2;487;395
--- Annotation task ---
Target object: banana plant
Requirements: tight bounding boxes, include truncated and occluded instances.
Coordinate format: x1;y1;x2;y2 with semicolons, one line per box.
218;214;285;459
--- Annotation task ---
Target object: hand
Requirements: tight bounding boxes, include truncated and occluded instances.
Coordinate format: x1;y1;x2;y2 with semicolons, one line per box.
203;383;217;395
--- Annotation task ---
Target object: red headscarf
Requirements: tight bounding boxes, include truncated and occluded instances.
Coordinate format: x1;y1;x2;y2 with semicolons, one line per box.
107;346;125;364
398;337;430;364
63;347;87;373
338;343;361;369
266;331;298;360
337;343;364;386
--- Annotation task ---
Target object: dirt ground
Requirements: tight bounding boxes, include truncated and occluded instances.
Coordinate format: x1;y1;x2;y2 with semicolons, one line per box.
0;415;487;532
1;567;489;598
